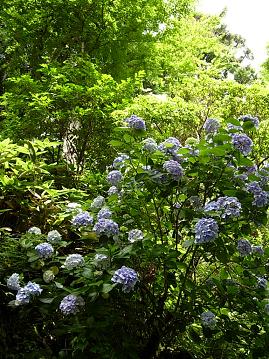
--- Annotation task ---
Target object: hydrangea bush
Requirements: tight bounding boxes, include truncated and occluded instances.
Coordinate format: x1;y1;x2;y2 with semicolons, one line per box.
2;115;269;358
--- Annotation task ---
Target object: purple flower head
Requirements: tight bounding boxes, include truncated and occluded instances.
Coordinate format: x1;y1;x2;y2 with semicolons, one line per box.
94;253;109;269
125;115;146;130
216;196;241;220
107;170;122;186
247;181;262;195
35;243;54;259
203;118;220;134
91;195;105;210
28;227;41;235
97;207;112;220
113;154;129;169
93;218;119;237
59;294;85;315
63;254;85;270
143;138;158;153
158;137;181;155
71;211;93;227
252;245;264;255
237;239;252;256
24;282;43;296
128;229;144;243
253;191;269;207
239;114;259;128
201;311;216;329
232;133;253;156
163;160;184;180
7;273;21;291
108;186;120;196
195;218;218;244
15;288;31;305
111;266;138;293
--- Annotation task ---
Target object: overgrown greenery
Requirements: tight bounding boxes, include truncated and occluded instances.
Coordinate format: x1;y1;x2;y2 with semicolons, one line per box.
1;0;269;358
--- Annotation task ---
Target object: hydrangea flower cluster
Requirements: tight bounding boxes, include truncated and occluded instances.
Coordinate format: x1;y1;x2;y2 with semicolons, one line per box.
91;195;105;210
239;114;259;128
35;243;54;259
71;211;93;227
257;277;267;289
47;230;62;243
107;186;119;196
28;227;41;235
63;254;85;270
195;218;219;244
203;118;220;134
246;182;269;207
111;266;138;293
142;138;158;153
231;133;253;156
201;311;216;329
97;207;112;220
66;202;82;213
128;229;144;243
15;282;42;305
113;154;129;169
93;218;119;237
163;160;184;180
94;253;109;269
237;239;252;256
204;196;241;220
158;137;181;155
7;273;21;291
59;294;85;315
107;170;122;186
125;115;146;130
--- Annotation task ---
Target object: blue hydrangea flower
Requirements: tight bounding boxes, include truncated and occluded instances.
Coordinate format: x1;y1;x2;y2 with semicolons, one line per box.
24;282;43;296
91;195;105;210
252;245;264;255
195;218;218;244
111;266;138;293
231;133;253;155
203;118;220;134
107;186;119;196
63;254;85;270
205;196;241;220
125;115;146;130
107;170;122;186
71;211;93;227
28;227;41;235
128;229;144;243
59;294;85;315
257;277;267;289
201;311;216;329
93;218;119;237
7;273;21;291
158;137;181;155
239;114;259;128
253;191;269;207
113;154;129;169
237;239;252;256
247;181;262;194
15;288;31;305
35;243;54;259
97;207;112;220
143;138;158;153
163;160;184;180
47;230;62;243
